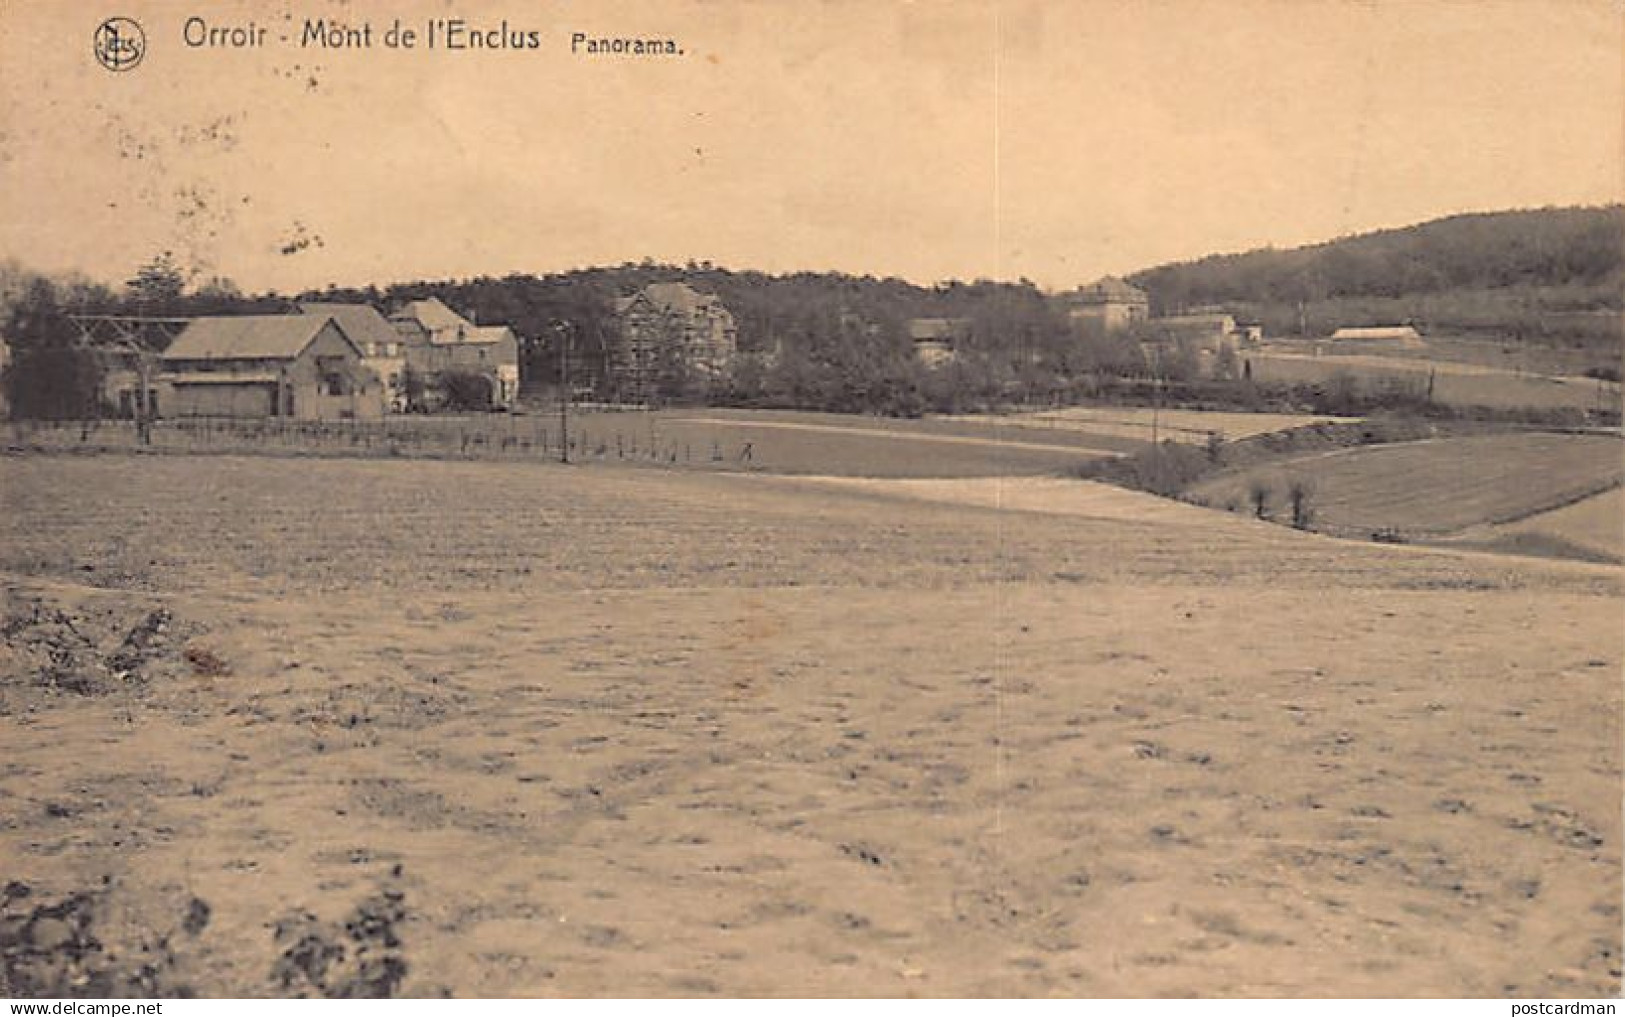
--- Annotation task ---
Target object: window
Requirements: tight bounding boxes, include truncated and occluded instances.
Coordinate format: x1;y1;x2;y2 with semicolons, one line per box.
325;374;344;396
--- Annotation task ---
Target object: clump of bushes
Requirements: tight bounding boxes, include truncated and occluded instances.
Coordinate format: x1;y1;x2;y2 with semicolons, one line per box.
270;882;409;999
1078;440;1212;497
1;880;204;997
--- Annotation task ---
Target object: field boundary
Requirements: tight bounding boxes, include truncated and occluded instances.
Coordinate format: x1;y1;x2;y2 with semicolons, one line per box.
0;418;762;471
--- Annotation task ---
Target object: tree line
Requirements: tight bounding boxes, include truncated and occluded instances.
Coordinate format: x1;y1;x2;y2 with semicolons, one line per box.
5;204;1620;419
1126;205;1624;347
2;253;1161;419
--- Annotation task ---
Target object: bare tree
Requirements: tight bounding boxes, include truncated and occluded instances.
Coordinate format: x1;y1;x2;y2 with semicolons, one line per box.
1287;475;1317;529
1247;477;1273;520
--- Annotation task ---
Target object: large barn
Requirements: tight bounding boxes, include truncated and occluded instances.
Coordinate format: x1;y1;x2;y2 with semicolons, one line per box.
159;314;385;420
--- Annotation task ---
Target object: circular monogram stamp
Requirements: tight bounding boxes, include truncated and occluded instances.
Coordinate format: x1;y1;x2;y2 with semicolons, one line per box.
93;17;146;72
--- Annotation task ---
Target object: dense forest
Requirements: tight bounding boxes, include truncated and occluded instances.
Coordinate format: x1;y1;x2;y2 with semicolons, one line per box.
1127;206;1624;344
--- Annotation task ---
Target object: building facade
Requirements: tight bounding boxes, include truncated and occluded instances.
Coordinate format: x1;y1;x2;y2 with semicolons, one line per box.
611;282;737;400
907;317;969;368
159;314;385;420
1066;277;1150;334
389;297;520;409
299;303;409;412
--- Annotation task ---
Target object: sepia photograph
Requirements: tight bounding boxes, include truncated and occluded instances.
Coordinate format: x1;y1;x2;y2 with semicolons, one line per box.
0;0;1621;1000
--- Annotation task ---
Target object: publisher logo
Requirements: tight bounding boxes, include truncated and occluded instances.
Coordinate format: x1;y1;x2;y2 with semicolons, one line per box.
93;17;145;71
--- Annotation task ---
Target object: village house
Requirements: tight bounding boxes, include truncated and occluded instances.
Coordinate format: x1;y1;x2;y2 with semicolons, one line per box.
159;314;385;420
907;317;969;368
1142;312;1245;379
1065;277;1150;334
611;282;738;398
1156;312;1237;345
389;297;520;409
298;303;409;412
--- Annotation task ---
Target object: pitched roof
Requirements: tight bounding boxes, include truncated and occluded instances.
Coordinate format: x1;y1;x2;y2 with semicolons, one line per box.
163;315;342;362
1330;325;1421;340
298;303;402;350
461;325;516;345
908;317;969;341
1158;313;1234;327
391;296;471;332
637;282;724;315
1073;276;1149;304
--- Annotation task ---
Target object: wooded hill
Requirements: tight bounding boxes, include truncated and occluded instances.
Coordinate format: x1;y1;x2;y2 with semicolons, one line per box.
1127;206;1623;346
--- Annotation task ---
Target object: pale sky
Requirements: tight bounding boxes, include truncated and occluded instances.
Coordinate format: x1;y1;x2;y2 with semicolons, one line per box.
1;0;1620;294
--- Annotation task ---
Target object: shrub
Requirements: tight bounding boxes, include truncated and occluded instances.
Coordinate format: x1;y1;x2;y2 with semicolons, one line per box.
434;370;495;411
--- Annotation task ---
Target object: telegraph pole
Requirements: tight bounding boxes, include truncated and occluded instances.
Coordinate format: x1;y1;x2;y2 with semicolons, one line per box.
556;321;571;464
1142;344;1162;449
67;314;190;446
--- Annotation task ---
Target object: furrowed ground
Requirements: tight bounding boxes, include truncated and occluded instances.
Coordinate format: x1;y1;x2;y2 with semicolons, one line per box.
1;454;1620;997
1187;433;1624;539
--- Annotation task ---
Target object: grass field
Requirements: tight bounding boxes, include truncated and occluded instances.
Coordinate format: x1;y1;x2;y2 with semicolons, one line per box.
1448;488;1625;564
1187;433;1624;538
2;455;1620;997
1246;350;1620;414
1307;335;1617;378
1;407;1138;479
943;407;1358;445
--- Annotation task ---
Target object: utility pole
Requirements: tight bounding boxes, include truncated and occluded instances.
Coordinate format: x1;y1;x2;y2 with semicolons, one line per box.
67;313;190;446
1142;344;1161;449
556;321;571;464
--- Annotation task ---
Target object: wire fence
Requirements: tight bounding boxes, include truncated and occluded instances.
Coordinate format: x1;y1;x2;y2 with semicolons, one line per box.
0;416;760;470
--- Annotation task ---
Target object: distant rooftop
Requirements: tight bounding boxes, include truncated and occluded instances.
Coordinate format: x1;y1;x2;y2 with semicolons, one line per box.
1330;325;1422;341
163;315;346;362
1071;277;1149;305
620;282;728;316
298;302;401;350
391;296;472;333
908;317;970;342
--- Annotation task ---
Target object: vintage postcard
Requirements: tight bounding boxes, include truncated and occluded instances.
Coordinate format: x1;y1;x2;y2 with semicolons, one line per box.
0;0;1621;1000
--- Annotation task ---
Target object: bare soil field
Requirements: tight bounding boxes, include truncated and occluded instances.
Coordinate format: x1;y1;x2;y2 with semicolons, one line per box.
2;455;1620;997
1187;433;1624;539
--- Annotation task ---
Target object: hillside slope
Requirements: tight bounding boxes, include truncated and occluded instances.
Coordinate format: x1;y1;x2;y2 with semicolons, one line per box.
1128;206;1624;347
1186;432;1623;538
